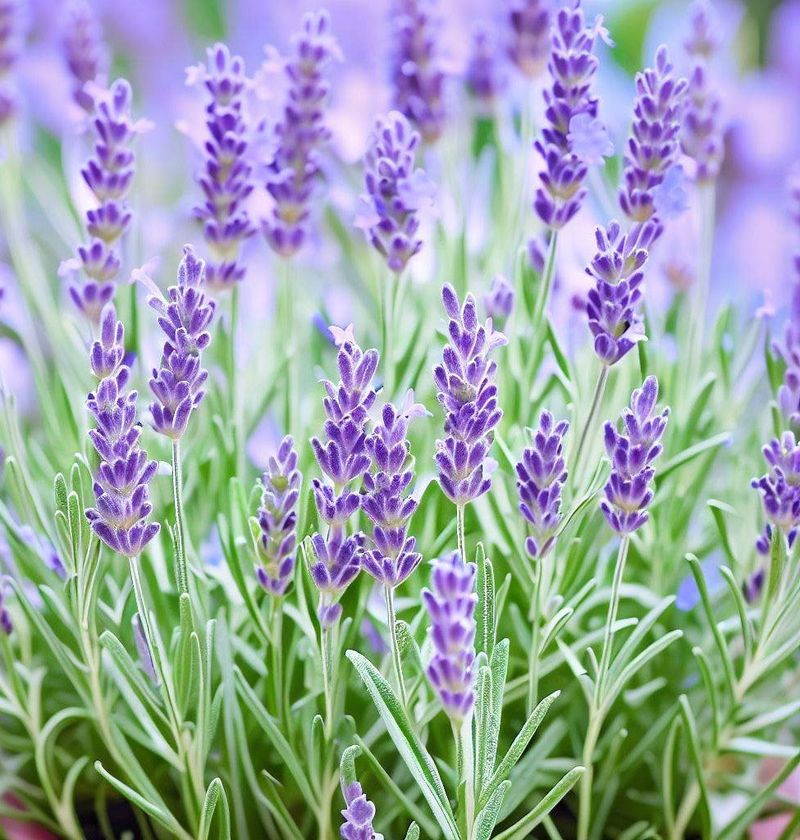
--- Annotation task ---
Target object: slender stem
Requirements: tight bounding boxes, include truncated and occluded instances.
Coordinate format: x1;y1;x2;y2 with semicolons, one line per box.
531;232;559;330
279;258;299;436
596;536;631;700
384;585;408;710
320;620;334;740
383;272;396;398
172;439;189;597
526;566;542;715
577;716;601;840
456;503;466;562
228;285;243;476
571;365;610;487
270;598;285;724
459;715;476;840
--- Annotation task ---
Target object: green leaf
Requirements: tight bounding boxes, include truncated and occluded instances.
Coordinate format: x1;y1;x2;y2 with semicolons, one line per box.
678;696;712;840
403;823;420;840
198;778;231;840
658;433;731;480
494;766;585;840
474;780;510;840
475;543;495;659
346;650;459;840
707;500;737;568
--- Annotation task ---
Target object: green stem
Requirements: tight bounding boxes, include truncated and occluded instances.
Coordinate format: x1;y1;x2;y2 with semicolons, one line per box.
384;585;408;710
456;503;466;562
526;567;542;715
383;271;397;398
577;717;601;840
228;285;243;477
596;536;631;700
172;439;189;597
320;620;334;740
270;599;285;724
279;258;299;436
571;365;610;488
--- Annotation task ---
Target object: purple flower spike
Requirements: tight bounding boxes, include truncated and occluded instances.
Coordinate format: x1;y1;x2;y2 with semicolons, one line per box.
85;304;160;557
466;23;507;110
66;79;145;321
148;246;216;440
506;0;551;79
264;11;339;258
585;219;660;366
310;326;379;625
516;411;569;558
192;44;256;289
357;111;433;274
601;376;669;535
256;436;301;596
533;1;609;230
433;285;507;506
0;0;22;124
361;393;426;588
423;551;477;722
619;46;688;224
340;782;380;840
775;173;800;429
752;432;800;554
483;274;514;327
389;0;446;144
62;0;109;112
681;2;724;184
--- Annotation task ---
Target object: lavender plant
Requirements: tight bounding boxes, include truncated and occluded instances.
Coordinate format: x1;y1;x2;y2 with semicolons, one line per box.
1;2;799;839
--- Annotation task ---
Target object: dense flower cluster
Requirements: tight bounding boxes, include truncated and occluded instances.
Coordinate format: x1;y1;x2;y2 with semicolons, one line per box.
506;0;551;78
483;274;514;327
357;111;433;273
310;326;378;626
191;43;255;288
619;46;687;223
466;23;506;110
423;551;477;722
62;0;108;112
340;781;379;840
752;432;800;555
433;284;506;507
516;411;569;558
681;1;724;183
264;11;338;257
148;247;216;440
533;1;608;230
85;304;160;557
601;376;669;535
0;0;21;124
360;394;425;589
389;0;446;144
64;79;145;322
256;435;301;596
585;219;660;366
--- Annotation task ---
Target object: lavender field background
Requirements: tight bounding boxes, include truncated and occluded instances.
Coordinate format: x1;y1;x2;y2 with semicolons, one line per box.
1;0;800;839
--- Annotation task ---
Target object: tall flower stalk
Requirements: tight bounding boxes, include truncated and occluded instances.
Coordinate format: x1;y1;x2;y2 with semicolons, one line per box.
61;0;109;113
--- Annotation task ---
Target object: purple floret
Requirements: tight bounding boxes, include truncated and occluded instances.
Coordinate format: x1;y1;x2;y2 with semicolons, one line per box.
752;432;800;554
340;782;378;840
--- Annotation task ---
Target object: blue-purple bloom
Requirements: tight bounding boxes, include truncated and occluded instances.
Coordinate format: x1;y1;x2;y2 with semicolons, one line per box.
191;44;256;288
389;0;446;144
64;79;145;322
423;551;477;721
340;781;380;840
310;326;378;626
601;376;669;535
62;0;108;113
433;284;506;507
256;435;301;596
619;46;688;224
516;411;568;558
483;274;514;327
148;247;216;440
585;219;660;366
360;392;426;589
506;0;551;79
357;111;433;274
466;23;507;111
264;11;338;258
533;1;608;230
752;432;800;554
0;0;22;124
85;304;160;557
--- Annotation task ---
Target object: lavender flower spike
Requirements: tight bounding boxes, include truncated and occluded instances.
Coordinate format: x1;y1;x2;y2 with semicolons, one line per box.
357;111;433;274
310;325;378;626
434;285;507;506
340;781;381;840
423;551;477;721
752;432;800;554
506;0;551;79
0;0;22;125
619;46;688;223
585;219;661;366
148;246;216;440
516;411;568;558
255;435;301;596
361;392;427;588
86;304;160;556
264;11;339;258
389;0;446;144
64;79;146;322
601;376;669;535
483;274;514;328
681;1;725;183
62;0;109;112
533;1;610;230
191;44;255;288
466;23;507;111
